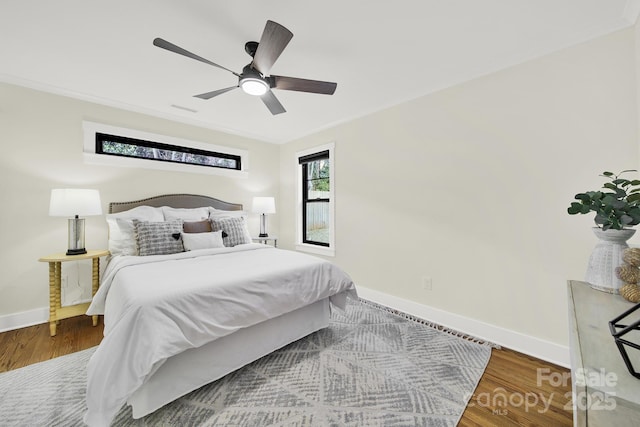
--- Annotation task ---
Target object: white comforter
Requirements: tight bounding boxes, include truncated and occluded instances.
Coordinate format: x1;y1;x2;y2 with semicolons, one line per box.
83;244;356;427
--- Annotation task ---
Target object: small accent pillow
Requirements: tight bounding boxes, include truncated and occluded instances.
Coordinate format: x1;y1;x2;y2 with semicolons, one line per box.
134;220;185;256
183;219;213;233
181;231;224;251
210;217;252;247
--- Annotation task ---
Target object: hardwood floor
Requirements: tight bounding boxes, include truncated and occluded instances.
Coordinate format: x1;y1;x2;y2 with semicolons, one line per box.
460;347;573;426
0;317;573;426
0;316;103;373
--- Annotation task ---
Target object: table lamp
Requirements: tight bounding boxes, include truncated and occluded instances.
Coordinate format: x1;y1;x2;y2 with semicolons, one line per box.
49;189;102;255
252;196;276;237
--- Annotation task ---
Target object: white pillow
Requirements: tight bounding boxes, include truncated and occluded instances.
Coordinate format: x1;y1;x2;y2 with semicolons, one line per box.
163;206;210;222
181;231;225;251
106;206;164;256
208;207;248;220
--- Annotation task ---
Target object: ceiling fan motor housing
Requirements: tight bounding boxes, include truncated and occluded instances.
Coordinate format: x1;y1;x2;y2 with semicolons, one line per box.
244;41;259;57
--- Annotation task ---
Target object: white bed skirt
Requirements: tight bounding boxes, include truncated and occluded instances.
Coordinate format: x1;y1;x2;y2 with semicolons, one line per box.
128;298;331;418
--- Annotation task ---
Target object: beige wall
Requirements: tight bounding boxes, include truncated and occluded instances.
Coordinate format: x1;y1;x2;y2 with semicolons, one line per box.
2;26;638;357
279;28;639;350
0;83;279;317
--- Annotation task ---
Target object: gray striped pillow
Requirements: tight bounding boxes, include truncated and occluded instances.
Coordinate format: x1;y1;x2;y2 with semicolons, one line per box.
210;217;251;247
134;220;185;256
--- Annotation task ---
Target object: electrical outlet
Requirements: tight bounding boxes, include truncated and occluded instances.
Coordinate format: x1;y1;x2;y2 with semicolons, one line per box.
422;276;433;291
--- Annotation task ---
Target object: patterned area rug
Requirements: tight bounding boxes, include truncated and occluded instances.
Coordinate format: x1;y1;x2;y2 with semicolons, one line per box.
0;300;491;426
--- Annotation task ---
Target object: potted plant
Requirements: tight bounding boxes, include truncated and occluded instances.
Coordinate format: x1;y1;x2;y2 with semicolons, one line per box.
568;170;640;230
568;170;640;293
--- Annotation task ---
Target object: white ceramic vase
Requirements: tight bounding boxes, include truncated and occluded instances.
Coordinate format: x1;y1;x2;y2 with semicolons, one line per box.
585;228;636;293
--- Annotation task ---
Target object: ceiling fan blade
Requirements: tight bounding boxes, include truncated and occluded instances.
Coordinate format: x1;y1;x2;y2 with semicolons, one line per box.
251;21;293;75
194;86;238;100
270;75;337;95
260;90;286;115
153;38;239;77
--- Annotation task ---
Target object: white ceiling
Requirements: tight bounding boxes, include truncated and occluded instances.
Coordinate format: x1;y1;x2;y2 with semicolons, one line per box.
1;1;639;143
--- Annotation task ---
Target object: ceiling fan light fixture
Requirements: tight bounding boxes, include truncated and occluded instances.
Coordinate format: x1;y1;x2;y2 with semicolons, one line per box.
240;78;269;96
154;20;336;115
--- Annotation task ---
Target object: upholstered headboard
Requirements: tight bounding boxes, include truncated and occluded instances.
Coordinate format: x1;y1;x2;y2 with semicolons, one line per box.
108;194;243;214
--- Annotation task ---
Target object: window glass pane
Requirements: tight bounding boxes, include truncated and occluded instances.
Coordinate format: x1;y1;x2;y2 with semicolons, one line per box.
101;141;138;156
307;178;330;196
304;159;330;200
305;202;330;244
306;159;330;179
97;133;240;170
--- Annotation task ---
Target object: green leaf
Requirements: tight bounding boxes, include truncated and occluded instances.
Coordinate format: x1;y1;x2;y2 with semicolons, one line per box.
611;200;627;209
621;215;634;225
568;203;584;214
628;207;640;218
604;182;619;190
588;191;603;200
602;185;627;198
628;193;640;203
602;171;614;176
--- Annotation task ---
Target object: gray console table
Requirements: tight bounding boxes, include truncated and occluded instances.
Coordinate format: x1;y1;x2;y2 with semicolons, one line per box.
568;280;640;426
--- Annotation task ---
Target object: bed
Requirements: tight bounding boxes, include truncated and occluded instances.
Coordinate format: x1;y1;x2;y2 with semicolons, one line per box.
83;194;357;427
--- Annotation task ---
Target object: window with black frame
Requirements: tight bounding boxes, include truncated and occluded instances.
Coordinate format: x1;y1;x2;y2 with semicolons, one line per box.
95;133;241;171
299;150;330;246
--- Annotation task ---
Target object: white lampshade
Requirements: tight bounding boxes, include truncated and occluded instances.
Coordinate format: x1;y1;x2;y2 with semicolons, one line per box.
252;196;276;214
49;189;102;217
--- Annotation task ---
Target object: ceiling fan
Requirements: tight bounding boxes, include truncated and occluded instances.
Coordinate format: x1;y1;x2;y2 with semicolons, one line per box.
153;20;337;115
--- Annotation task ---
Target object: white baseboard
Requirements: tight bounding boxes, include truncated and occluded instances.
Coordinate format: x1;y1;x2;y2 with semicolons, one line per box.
3;289;570;367
356;286;570;368
0;307;48;333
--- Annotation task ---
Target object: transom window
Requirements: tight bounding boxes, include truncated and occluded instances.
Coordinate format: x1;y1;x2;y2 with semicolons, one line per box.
96;133;241;170
82;121;248;178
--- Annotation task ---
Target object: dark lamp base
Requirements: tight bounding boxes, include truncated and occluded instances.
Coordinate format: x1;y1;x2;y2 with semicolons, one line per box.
258;233;269;238
66;248;87;256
